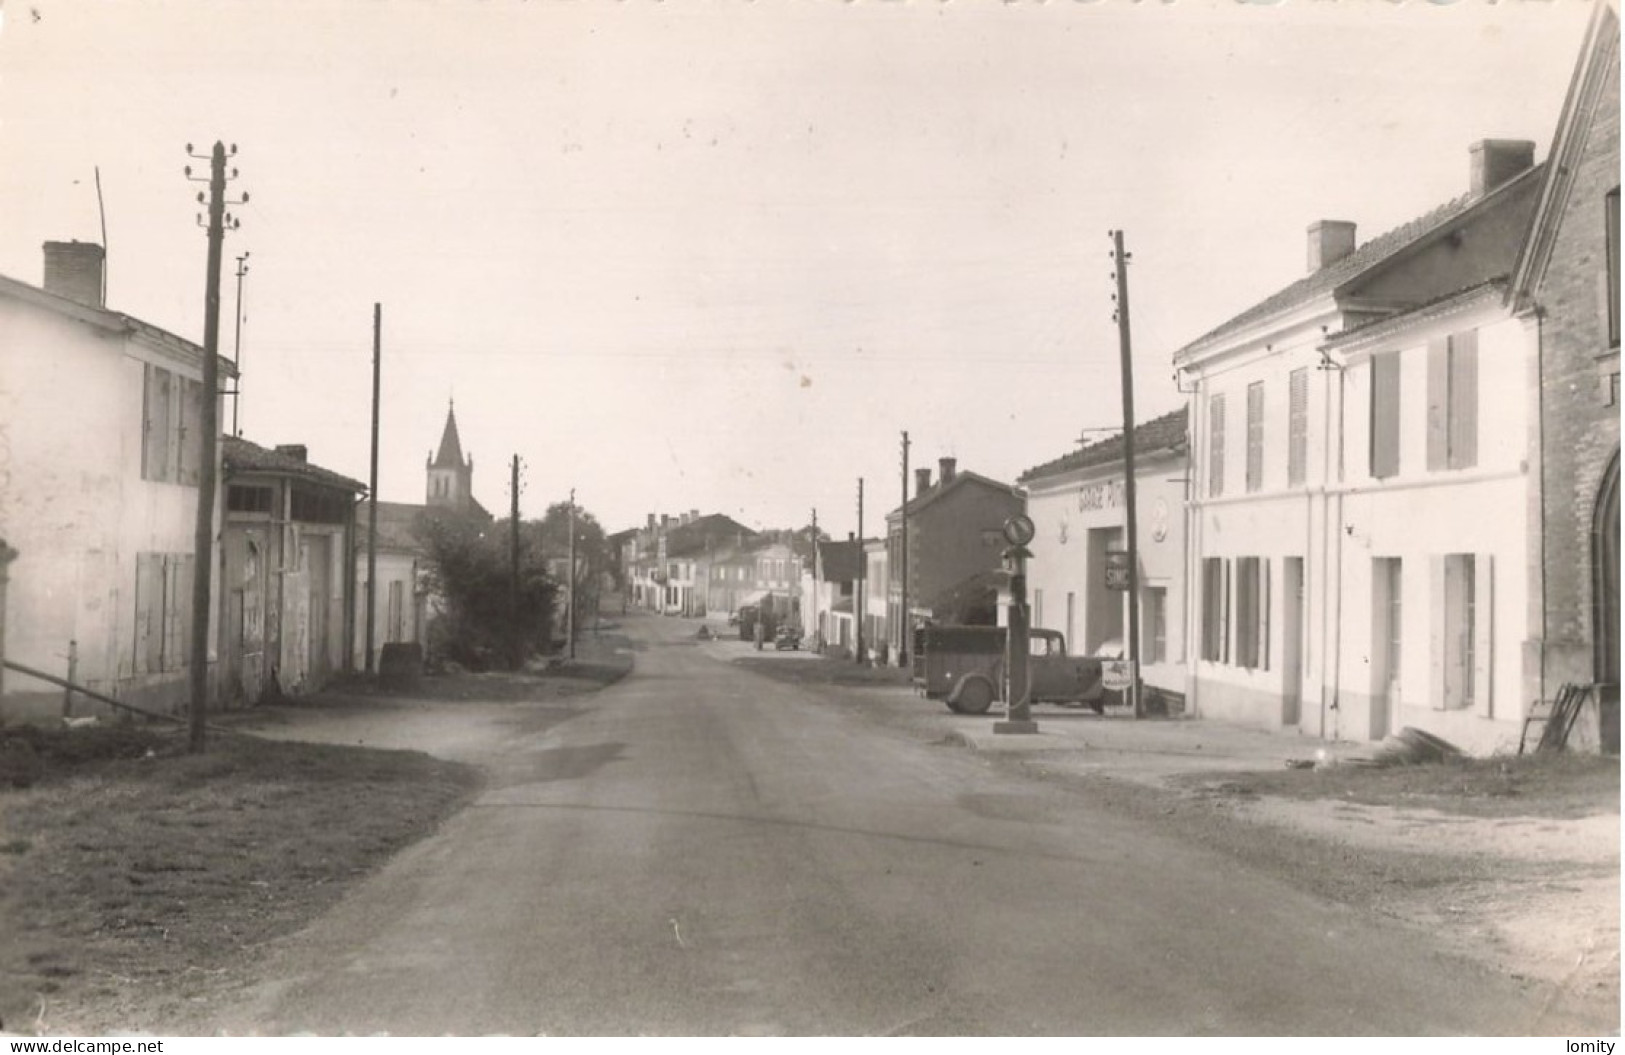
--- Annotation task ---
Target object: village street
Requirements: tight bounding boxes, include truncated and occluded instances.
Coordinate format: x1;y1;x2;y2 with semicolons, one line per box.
169;613;1582;1037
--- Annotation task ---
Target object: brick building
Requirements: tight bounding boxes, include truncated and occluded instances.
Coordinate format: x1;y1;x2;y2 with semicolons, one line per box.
1510;0;1620;746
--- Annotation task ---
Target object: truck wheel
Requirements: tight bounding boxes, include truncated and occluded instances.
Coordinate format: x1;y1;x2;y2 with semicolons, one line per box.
955;678;995;715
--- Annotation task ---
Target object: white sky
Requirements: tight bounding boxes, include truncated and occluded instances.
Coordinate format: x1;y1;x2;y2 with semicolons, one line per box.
0;0;1596;537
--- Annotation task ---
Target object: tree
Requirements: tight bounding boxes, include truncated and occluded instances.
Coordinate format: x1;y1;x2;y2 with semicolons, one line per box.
537;501;609;642
417;509;557;671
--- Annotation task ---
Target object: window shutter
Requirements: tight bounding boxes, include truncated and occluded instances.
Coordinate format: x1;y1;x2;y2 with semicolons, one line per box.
1246;381;1265;492
134;553;163;675
1262;557;1272;672
1428;555;1447;709
178;378;204;486
1209;394;1226;497
1449;331;1478;469
1426;339;1449;471
1473;554;1494;717
1371;352;1401;479
1288;368;1308;486
1222;559;1232;665
143;366;174;482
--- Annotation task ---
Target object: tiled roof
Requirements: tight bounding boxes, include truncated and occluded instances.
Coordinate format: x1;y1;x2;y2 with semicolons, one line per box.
666;513;757;557
1019;407;1189;485
1175;165;1544;358
367;501;428;552
889;469;1019;520
816;540;864;582
224;436;366;493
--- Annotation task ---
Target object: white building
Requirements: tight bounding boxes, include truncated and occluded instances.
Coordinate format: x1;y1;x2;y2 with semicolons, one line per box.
0;241;233;720
1019;409;1190;711
1172;140;1548;751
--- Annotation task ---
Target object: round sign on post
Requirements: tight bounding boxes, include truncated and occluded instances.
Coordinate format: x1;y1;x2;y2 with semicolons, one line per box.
1101;659;1133;692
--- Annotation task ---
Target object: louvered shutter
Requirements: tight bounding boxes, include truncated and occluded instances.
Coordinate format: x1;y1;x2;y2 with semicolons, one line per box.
1426;340;1449;471
1371;352;1401;479
1209;394;1226;497
1448;331;1478;469
1288;368;1308;486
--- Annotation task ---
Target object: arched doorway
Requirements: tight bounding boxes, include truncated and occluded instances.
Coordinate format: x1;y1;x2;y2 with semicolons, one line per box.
1592;449;1619;752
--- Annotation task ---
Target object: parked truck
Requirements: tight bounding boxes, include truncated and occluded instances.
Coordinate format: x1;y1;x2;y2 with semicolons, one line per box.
912;624;1106;715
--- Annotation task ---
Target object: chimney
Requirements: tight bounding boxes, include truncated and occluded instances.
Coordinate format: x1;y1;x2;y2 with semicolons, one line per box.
661;514;670;529
274;444;308;462
647;513;656;531
1306;221;1357;274
42;241;105;308
915;467;932;496
938;457;957;485
690;508;700;522
1470;139;1535;197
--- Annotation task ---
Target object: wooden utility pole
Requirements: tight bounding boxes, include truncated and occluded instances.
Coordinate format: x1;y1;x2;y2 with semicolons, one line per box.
365;303;381;674
230;252;250;436
567;488;577;660
899;430;910;668
510;456;521;670
1111;229;1144;720
184;140;244;753
855;477;866;664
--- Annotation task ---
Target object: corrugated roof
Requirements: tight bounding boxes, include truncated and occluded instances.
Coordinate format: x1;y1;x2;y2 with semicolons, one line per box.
1019;407;1188;485
224;436;366;493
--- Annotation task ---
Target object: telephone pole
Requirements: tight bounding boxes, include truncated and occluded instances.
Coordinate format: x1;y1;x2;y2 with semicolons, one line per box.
899;430;910;668
567;487;577;660
230;251;249;436
510;456;522;670
855;477;866;664
1111;229;1144;720
365;303;381;674
184;141;246;753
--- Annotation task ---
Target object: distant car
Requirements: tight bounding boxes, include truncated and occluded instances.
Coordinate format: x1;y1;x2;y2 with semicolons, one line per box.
773;626;803;651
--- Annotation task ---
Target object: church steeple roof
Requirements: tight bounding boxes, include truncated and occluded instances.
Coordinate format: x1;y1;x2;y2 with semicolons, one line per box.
432;402;465;468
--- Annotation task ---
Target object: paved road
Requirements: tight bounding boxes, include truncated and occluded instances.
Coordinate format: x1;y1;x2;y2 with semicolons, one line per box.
208;615;1549;1036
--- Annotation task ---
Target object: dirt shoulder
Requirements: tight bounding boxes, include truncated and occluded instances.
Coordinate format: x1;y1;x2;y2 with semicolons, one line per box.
0;636;634;1036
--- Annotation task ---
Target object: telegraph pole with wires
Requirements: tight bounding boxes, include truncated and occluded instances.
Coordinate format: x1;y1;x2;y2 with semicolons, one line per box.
184;141;246;753
230;251;250;436
1110;229;1144;720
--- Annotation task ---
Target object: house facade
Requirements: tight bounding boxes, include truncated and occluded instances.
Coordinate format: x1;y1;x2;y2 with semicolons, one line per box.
0;241;234;720
1020;409;1190;709
884;457;1024;659
222;438;364;702
1172;139;1552;752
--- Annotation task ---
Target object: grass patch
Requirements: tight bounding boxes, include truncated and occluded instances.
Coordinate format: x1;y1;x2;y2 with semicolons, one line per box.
0;729;480;1034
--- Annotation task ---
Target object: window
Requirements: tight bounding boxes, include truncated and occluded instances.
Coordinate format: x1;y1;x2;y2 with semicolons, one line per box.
1288;368;1309;486
387;580;405;642
1235;557;1269;670
133;552;193;674
1144;586;1167;664
1433;553;1493;712
1370;351;1401;479
227;484;274;514
1426;330;1478;471
1208;394;1226;497
1245;381;1265;492
1606;187;1620;349
140;365;201;485
1200;557;1228;662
